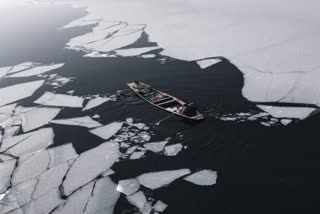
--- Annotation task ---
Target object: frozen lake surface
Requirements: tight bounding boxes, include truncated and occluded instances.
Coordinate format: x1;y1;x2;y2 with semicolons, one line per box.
0;1;319;214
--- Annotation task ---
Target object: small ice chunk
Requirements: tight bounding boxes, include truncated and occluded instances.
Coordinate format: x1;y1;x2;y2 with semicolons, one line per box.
281;119;292;126
21;107;61;132
51;116;102;128
0;80;44;106
126;118;133;124
85;177;120;214
82;97;110;111
196;58;221;69
8;63;64;78
117;178;140;195
153;200;168;212
11;150;51;185
144;141;168;153
130;151;145;160
1;128;54;157
184;170;218;186
52;182;94;214
90;122;123;140
115;47;160;57
134;123;146;129
165;144;183;156
126;191;147;209
62;142;120;196
34;92;84;108
92;114;100;119
141;54;156;58
137;169;191;190
47;143;78;168
0;159;17;194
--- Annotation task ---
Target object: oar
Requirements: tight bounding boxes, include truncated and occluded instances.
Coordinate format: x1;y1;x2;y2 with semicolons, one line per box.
155;113;175;125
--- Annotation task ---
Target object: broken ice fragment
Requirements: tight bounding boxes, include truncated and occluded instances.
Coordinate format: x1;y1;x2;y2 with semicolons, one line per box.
52;181;94;214
82;97;110;111
257;105;315;119
117;178;140;195
85;177;120;214
164;143;183;156
1;128;54;157
21;107;61;132
137;169;191;190
31;188;62;214
126;191;147;209
134;123;146;129
62;142;120;196
184;170;217;186
153;200;168;212
8;63;64;78
130;151;145;160
144;141;168;153
11;150;51;185
51;116;102;128
0;159;16;194
126;118;133;124
89;122;123;140
281;119;292;126
47;143;78;168
102;169;115;177
0;80;44;107
0;104;17;114
196;58;221;69
34;92;84;108
115;47;160;57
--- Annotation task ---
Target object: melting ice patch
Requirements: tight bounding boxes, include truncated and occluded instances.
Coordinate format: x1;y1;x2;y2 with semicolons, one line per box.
35;92;84;108
0;80;44;107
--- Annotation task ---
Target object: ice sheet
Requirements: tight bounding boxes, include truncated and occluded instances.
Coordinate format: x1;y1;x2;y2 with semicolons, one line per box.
8;63;64;78
82;97;110;111
51;116;102;128
184;170;218;186
34;92;84;108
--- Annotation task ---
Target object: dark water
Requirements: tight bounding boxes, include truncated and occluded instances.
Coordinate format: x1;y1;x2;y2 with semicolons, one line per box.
1;4;319;214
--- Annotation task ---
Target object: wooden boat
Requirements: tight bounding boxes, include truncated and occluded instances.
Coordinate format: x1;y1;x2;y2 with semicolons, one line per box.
127;81;204;121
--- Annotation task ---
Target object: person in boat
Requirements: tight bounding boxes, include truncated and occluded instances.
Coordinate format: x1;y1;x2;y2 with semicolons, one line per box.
154;93;165;101
179;103;197;116
132;81;151;94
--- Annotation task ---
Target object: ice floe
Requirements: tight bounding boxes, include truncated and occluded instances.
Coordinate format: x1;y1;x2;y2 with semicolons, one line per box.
35;92;84;108
89;122;123;140
51;116;102;128
184;170;218;186
0;80;44;107
21;107;61;132
1;128;54;157
196;58;221;69
62;142;120;196
144;141;168;153
85;177;120;214
47;143;78;168
164;143;183;156
257;105;316;119
138;169;191;190
153;200;168;212
117;178;140;195
82;97;110;111
0;159;16;194
0;104;17;115
7;63;64;78
130;151;145;160
115;47;161;57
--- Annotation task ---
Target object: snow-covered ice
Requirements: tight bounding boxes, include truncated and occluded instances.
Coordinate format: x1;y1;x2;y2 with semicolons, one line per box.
82;97;110;111
164;144;183;156
21;107;61;132
137;169;191;190
117;178;140;195
0;80;44;107
89;122;123;140
34;92;84;108
51;116;102;128
47;143;78;168
0;159;16;194
184;170;218;186
62;142;120;196
7;63;64;78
